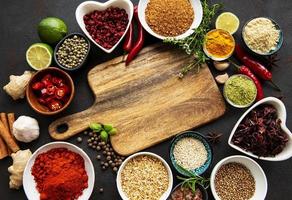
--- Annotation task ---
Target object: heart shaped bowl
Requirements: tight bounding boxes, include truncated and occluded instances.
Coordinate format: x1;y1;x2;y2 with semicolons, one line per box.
75;0;134;53
228;97;292;161
138;0;203;40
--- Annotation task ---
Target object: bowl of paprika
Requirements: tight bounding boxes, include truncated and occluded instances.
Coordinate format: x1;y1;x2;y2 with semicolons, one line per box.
26;67;75;115
23;142;95;200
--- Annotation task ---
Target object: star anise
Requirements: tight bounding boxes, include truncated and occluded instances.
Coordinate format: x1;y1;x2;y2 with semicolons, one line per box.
265;54;280;68
206;132;223;144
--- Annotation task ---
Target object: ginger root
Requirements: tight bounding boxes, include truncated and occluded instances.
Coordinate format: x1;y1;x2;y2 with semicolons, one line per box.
8;149;32;189
3;71;34;100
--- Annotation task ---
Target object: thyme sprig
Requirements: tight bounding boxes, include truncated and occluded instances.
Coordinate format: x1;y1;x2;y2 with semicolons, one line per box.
176;164;210;193
164;0;222;77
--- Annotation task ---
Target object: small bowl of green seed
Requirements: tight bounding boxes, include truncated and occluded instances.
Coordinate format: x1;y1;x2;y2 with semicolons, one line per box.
223;74;257;108
54;33;90;71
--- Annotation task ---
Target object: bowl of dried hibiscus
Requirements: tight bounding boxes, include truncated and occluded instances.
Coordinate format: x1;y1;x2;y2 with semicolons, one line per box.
228;97;292;161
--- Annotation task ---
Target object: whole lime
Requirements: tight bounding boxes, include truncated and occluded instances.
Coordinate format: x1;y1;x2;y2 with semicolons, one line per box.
38;17;68;44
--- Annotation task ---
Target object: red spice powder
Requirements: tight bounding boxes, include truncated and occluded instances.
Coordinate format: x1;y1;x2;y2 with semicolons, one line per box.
31;148;88;200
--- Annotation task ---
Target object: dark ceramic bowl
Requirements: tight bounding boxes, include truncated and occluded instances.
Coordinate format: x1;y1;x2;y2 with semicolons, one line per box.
54;32;90;71
169;131;213;177
26;67;75;115
242;17;283;56
168;182;208;200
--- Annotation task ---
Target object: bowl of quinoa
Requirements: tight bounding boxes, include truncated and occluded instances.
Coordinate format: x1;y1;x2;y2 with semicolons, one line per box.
169;131;213;176
116;152;173;200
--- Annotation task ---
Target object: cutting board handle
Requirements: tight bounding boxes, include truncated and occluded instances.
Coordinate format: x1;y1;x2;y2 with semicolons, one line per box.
48;108;93;140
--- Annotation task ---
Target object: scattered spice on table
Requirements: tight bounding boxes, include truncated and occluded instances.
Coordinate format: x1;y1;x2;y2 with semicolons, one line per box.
169;185;203;200
121;155;169;200
31;148;88;200
83;129;124;172
232;104;288;157
173;137;207;170
224;75;257;106
204;29;235;59
243;17;280;54
83;7;128;49
145;0;194;37
206;132;223;144
215;162;255;200
56;35;89;69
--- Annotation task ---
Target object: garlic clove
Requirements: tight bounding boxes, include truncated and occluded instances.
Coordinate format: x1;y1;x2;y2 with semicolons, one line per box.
216;73;229;84
213;61;230;71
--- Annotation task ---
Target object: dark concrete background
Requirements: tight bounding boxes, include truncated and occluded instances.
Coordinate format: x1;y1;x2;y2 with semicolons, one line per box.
0;0;292;199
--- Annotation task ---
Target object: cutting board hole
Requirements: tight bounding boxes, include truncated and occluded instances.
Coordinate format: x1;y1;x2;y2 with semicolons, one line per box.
56;123;68;133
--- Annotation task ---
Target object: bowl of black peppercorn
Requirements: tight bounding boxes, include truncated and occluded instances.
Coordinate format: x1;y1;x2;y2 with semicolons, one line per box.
54;32;90;71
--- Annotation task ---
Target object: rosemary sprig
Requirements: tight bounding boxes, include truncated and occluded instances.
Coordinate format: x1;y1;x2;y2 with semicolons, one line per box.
176;164;210;193
164;0;222;77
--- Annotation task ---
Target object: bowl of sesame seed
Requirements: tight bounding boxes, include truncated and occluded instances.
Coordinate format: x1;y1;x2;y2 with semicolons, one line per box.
169;131;213;176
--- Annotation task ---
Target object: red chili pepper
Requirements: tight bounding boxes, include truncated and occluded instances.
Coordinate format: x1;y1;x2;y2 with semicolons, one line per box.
234;45;272;80
46;85;56;96
55;88;66;99
52;76;63;86
32;82;45;90
125;6;145;66
231;62;264;101
123;19;134;52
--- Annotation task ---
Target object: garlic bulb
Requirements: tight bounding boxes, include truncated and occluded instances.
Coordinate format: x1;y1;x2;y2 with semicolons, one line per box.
8;149;32;189
13;116;40;143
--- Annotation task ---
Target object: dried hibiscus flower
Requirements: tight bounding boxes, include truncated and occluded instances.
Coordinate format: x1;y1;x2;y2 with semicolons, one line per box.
231;105;288;157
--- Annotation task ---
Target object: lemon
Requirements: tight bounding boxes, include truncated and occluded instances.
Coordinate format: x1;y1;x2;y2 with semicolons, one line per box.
38;17;68;44
26;43;53;70
216;12;240;34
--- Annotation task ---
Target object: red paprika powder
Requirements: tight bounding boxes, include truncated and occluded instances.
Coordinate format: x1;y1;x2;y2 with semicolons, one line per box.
31;148;88;200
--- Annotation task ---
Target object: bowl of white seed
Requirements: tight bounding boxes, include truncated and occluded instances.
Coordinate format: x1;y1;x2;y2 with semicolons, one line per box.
169;131;213;176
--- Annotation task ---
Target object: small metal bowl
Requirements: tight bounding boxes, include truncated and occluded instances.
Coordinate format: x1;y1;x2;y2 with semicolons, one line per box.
242;17;283;56
54;32;90;71
223;74;257;108
169;131;213;177
168;182;208;200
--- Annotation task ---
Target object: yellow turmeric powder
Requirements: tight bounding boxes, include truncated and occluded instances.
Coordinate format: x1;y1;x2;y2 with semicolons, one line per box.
204;29;235;58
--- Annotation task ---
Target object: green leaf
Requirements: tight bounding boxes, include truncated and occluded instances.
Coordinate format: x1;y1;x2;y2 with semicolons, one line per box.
108;128;118;136
89;123;102;132
103;124;113;132
175;164;196;178
100;130;108;142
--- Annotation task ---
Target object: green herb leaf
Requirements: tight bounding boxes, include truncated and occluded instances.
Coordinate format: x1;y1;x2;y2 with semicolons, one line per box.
89;123;102;132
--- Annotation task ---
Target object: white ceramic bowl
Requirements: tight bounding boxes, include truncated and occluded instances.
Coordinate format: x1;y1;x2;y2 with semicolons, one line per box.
210;155;268;200
138;0;203;40
116;152;173;200
228;97;292;161
23;142;95;200
76;0;134;53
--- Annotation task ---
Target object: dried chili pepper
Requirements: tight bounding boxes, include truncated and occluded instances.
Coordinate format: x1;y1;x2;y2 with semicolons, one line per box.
234;44;280;91
230;61;264;101
126;6;145;65
123;19;134;52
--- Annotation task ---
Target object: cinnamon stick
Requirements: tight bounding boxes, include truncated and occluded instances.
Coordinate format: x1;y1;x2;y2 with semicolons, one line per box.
7;113;15;137
0;136;8;159
0;120;19;153
0;113;9;131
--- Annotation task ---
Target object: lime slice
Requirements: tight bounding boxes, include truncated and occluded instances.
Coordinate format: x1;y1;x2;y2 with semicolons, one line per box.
216;12;240;34
26;43;53;70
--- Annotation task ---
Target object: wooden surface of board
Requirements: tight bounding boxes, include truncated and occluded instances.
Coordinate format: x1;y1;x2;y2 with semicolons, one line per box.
49;44;226;155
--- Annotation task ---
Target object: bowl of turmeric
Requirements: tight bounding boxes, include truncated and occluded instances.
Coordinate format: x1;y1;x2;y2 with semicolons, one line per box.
203;29;235;61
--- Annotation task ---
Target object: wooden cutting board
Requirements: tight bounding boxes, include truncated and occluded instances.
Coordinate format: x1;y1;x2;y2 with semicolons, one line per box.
49;44;226;155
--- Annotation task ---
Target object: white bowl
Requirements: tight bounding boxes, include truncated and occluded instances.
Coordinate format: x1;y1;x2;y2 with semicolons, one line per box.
76;0;134;53
228;97;292;161
138;0;203;40
210;155;268;200
116;152;173;200
23;142;95;200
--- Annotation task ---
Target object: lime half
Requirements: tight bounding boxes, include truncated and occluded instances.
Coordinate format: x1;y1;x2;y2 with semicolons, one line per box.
26;43;53;70
216;12;240;34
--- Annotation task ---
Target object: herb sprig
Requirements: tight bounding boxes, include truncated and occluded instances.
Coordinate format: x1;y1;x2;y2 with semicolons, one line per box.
176;164;210;193
164;0;222;77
